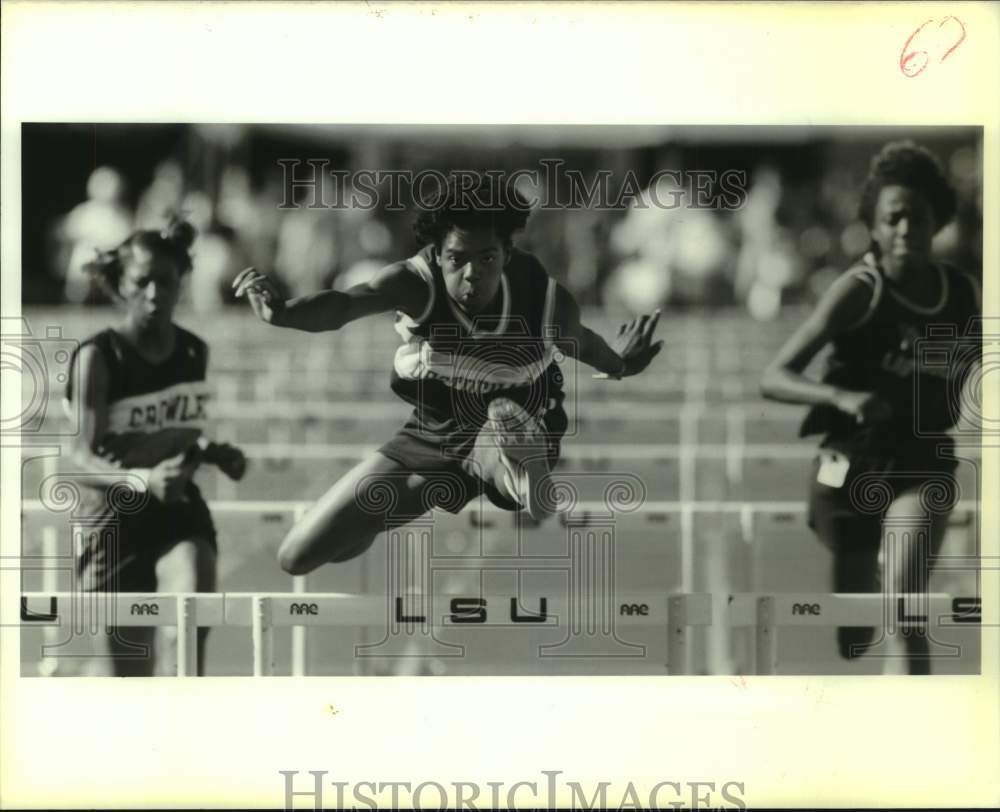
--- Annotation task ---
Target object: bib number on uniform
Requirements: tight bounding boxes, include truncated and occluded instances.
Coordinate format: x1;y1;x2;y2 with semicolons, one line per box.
816;452;850;488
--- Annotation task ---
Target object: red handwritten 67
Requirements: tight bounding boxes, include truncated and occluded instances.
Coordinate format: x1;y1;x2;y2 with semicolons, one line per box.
900;16;966;78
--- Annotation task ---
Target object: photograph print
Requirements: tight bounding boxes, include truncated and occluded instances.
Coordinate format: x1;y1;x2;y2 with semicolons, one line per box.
14;122;984;678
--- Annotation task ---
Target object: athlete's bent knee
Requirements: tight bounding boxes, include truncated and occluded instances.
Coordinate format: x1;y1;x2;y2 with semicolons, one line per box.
156;538;216;593
277;536;316;576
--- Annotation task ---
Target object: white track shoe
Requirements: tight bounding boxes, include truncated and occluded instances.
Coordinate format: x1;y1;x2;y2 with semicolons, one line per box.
485;398;553;520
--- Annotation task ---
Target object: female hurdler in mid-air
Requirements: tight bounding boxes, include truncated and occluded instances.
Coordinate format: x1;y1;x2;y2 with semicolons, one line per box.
235;175;662;575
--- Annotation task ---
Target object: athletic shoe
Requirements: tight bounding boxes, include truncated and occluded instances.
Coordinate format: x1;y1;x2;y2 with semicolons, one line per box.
486;398;551;519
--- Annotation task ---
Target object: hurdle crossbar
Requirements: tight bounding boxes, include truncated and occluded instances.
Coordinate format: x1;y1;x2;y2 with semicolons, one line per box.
19;591;978;677
18;592;225;676
194;442;876;460
19;499;979;518
726;592;982;674
19;591;714;677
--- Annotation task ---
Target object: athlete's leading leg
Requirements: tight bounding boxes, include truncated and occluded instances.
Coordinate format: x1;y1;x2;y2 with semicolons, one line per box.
154;537;217;676
879;488;951;675
88;543;158;677
277;452;440;575
464;398;557;520
808;463;882;661
813;513;882;660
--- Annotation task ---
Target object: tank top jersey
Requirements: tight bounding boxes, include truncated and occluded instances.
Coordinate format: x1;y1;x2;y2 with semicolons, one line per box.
801;253;981;452
65;326;211;469
390;244;565;437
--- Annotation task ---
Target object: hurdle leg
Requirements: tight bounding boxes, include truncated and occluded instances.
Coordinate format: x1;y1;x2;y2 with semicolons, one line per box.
253;596;275;676
290;506;309;677
291;575;308;676
755;596;778;675
38;525;62;676
176;596;198;677
667;595;688;675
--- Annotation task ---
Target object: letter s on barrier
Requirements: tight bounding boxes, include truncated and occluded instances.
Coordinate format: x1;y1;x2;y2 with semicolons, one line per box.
450;597;486;623
952;597;981;624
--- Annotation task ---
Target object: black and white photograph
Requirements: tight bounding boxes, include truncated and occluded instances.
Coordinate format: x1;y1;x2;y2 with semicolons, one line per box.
14;123;986;678
2;2;997;810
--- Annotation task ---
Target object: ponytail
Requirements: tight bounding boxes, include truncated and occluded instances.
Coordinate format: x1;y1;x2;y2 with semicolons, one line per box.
82;214;198;298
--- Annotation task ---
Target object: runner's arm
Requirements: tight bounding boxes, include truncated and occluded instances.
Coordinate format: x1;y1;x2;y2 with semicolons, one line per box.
551;283;628;376
551;283;662;378
233;261;429;332
69;346;197;498
759;272;874;407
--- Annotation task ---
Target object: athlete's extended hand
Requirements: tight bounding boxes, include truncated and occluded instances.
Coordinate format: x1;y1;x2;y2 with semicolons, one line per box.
146;451;200;504
233;267;285;325
602;310;664;379
205;442;247;481
833;390;892;425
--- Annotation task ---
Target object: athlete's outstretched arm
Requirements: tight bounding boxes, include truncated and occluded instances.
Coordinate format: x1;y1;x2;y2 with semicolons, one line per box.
552;283;662;378
232;261;427;332
759;273;889;423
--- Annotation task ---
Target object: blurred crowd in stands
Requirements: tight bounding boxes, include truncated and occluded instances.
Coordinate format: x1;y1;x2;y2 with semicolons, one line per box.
27;125;983;320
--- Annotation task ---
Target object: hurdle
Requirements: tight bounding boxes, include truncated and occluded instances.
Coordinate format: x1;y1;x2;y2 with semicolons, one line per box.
727;592;982;675
18;591;714;677
20;498;980;519
229;591;715;677
194;400;812;422
191;440;845;460
18;500;979;677
18;592;226;676
31;398;819;425
20;590;981;676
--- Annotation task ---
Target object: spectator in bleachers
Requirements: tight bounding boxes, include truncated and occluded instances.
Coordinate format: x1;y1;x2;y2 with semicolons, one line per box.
180;191;252;313
735;165;804;321
334;213;394;291
219;165;284;283
135;160;186;230
59;166;134;303
605;172;732;311
272;171;341;298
